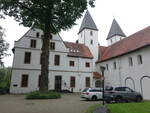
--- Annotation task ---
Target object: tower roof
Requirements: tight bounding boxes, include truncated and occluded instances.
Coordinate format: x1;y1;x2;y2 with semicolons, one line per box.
106;19;126;40
78;10;98;34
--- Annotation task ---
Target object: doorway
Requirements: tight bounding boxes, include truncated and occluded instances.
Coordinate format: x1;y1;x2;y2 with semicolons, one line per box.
55;76;62;91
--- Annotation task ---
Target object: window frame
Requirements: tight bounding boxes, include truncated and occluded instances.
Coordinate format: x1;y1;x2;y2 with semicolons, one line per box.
69;61;75;67
24;52;31;64
113;62;117;69
36;32;40;38
90;31;93;36
137;55;143;64
70;76;75;88
128;57;133;66
54;55;60;66
85;77;90;87
21;74;29;87
30;39;36;48
85;62;90;67
50;42;55;50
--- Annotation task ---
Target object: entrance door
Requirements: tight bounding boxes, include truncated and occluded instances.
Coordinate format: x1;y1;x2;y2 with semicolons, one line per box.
55;76;62;91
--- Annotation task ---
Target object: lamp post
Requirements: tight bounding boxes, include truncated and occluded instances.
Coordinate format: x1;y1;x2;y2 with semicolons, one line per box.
100;66;105;105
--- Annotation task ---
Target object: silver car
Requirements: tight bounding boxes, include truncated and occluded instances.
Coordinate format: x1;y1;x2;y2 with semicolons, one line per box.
81;88;103;101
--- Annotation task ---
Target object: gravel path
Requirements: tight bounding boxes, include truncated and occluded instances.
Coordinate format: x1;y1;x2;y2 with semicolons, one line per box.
0;94;101;113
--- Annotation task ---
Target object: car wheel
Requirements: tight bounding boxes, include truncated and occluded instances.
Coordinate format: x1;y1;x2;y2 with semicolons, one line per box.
136;96;142;102
92;96;97;101
115;96;122;103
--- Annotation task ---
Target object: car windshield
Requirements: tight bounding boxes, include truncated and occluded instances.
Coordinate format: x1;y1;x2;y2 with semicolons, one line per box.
82;88;89;92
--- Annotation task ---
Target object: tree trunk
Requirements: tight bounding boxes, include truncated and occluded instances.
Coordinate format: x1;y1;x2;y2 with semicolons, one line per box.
39;23;52;93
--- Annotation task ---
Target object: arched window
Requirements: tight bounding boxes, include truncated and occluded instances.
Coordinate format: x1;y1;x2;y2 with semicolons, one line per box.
137;55;143;64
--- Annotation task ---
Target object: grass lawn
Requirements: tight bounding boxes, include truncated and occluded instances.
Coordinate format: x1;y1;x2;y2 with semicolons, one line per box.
86;102;150;113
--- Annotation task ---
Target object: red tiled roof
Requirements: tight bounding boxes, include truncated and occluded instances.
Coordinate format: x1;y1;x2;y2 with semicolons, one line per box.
93;72;103;79
98;26;150;62
64;42;93;59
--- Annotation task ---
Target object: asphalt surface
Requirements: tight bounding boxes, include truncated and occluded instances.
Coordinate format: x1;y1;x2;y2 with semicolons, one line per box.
0;94;101;113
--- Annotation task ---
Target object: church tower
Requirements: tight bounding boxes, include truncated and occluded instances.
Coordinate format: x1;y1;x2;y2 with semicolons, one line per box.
78;10;99;61
107;19;126;46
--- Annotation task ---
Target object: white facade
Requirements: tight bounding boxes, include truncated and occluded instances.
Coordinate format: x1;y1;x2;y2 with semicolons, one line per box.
10;28;94;93
10;11;150;100
78;29;99;71
97;46;150;100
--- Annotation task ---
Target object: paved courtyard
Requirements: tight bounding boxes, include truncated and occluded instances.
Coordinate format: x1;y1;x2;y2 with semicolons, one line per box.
0;94;101;113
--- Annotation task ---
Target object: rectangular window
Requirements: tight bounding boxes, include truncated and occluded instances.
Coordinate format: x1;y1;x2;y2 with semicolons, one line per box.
113;62;116;69
70;76;75;87
50;42;55;50
30;39;36;48
24;52;31;64
21;74;28;87
138;55;143;64
129;57;133;66
106;64;109;70
86;77;90;87
85;62;90;67
69;61;75;67
54;55;60;66
36;32;40;38
90;31;93;36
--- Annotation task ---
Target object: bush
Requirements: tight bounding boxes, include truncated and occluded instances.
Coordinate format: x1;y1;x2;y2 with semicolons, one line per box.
26;91;61;99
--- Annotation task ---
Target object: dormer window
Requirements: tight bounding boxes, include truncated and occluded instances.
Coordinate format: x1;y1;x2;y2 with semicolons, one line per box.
90;31;93;36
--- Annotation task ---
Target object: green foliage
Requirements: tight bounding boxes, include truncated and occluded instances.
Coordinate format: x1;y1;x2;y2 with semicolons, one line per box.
0;0;95;33
0;67;11;94
26;91;61;99
0;26;9;66
86;102;150;113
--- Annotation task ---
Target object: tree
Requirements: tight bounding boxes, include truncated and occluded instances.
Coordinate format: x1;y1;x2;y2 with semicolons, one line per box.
0;67;11;94
0;26;9;67
0;0;95;93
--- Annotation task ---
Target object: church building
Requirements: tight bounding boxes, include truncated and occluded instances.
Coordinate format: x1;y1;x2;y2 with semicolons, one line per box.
10;11;150;100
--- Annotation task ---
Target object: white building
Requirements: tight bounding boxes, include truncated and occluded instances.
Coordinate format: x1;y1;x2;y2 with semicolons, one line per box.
10;11;150;100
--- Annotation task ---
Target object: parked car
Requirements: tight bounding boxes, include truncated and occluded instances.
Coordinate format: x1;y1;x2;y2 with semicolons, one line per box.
81;88;103;101
104;87;143;103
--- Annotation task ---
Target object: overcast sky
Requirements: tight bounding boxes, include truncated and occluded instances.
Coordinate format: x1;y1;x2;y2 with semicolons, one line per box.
1;0;150;67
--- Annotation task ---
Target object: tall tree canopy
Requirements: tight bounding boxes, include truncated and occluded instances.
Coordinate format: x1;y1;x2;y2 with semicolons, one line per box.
0;26;9;67
0;0;95;93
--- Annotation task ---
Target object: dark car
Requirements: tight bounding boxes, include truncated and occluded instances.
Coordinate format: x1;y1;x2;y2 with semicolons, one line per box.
104;87;143;103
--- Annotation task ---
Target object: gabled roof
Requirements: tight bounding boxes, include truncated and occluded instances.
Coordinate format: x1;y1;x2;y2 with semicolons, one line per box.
97;26;150;62
106;19;126;40
78;10;98;34
64;42;93;59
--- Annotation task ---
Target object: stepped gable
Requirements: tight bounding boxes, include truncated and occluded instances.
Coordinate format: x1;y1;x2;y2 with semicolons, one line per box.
64;42;93;59
97;26;150;62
